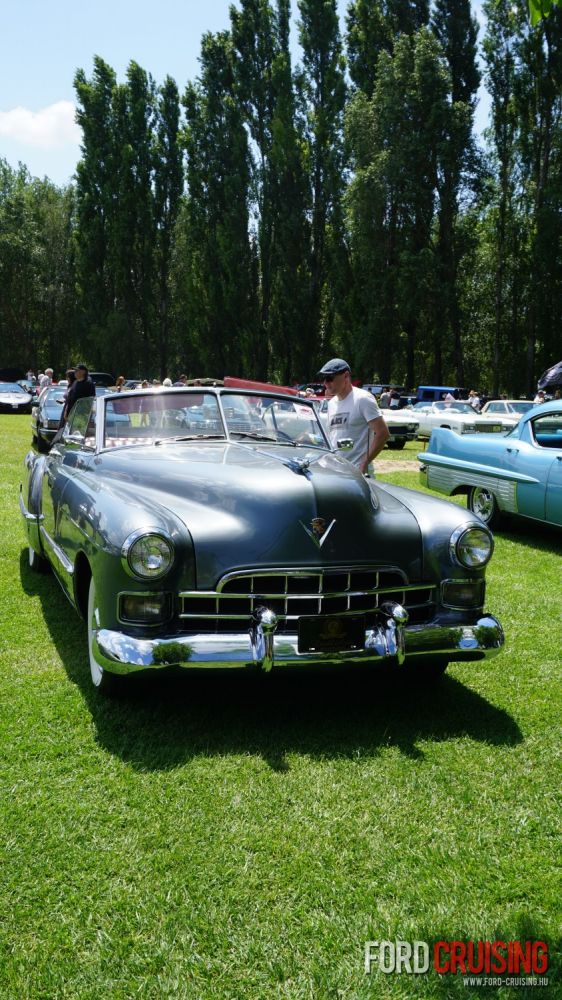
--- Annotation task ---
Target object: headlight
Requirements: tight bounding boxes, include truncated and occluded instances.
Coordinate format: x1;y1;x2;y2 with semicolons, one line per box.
122;529;175;580
450;524;493;568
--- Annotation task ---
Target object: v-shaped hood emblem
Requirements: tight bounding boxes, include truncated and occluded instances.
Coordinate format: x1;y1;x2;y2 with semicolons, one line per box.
300;517;336;548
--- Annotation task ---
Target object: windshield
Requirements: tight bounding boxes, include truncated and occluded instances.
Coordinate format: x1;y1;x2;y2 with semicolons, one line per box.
102;390;329;449
0;382;27;393
510;401;533;414
222;393;329;447
46;388;66;404
433;401;473;414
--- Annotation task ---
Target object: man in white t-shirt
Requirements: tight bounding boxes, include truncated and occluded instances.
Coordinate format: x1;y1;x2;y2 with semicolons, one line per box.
317;358;389;475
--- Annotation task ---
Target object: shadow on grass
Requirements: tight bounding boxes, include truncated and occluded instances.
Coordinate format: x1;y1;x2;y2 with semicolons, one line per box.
495;518;562;552
20;549;522;773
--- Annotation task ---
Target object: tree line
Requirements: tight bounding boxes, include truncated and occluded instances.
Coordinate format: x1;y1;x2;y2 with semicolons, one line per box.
1;0;560;397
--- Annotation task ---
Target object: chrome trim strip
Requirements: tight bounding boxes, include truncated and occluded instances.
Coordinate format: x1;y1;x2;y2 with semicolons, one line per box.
19;490;44;524
39;525;74;576
90;614;505;674
215;565;409;588
179;583;434;600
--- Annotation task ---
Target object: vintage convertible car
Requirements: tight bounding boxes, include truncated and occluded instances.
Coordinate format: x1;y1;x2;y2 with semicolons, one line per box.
409;400;509;438
20;386;504;692
419;400;562;529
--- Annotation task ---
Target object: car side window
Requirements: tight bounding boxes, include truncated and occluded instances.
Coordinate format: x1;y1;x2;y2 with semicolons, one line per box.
65;398;96;448
532;413;562;448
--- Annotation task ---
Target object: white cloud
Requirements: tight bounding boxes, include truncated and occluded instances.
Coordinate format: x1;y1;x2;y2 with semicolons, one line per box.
0;101;80;149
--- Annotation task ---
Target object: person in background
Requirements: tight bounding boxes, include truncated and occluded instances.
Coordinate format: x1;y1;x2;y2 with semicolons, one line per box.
468;390;481;411
317;358;389;476
533;389;546;405
39;368;54;390
163;377;172;387
63;363;95;421
115;375;125;392
379;388;391;408
59;369;76;427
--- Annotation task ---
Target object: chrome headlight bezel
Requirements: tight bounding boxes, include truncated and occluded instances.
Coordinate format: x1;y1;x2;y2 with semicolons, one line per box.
450;523;494;569
121;528;175;580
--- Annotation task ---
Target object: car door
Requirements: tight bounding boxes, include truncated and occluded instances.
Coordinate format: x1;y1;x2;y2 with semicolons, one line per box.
509;412;562;523
41;398;97;590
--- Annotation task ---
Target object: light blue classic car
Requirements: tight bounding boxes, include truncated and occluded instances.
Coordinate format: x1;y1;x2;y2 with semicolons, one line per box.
419;400;562;529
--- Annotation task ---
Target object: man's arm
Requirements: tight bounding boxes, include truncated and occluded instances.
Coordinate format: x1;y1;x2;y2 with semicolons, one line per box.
361;416;389;474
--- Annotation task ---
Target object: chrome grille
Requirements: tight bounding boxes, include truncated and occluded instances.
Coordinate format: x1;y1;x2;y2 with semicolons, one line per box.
179;568;436;633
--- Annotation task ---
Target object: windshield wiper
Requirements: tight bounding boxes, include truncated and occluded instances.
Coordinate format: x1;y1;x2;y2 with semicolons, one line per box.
230;431;296;445
154;434;225;445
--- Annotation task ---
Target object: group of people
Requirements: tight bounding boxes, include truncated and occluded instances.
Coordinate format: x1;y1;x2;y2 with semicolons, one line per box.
28;363;96;427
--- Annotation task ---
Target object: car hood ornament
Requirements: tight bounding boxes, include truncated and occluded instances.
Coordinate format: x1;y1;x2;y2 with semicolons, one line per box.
300;516;336;548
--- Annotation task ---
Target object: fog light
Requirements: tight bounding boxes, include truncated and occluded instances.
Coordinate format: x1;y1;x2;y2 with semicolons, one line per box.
119;593;171;624
442;580;485;609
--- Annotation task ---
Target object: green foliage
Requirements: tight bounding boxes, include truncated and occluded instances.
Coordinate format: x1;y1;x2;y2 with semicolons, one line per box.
529;0;560;24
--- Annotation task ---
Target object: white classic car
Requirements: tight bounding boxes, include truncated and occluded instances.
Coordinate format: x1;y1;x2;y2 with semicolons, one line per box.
409;401;510;439
479;399;534;429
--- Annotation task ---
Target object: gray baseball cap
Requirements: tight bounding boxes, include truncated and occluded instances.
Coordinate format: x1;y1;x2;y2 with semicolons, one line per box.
317;358;350;377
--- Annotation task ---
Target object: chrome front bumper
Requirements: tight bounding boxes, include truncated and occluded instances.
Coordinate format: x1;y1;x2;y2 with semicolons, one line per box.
92;607;505;675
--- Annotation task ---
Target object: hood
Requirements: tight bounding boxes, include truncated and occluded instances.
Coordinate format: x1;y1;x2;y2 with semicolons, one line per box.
95;441;423;586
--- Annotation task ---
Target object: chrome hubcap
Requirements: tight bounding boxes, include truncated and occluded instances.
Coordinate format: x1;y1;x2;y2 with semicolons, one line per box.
473;488;494;521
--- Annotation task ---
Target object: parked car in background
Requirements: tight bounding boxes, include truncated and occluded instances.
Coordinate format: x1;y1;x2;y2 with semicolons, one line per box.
419;400;562;529
383;409;420;449
18;378;41;399
479;399;534;428
31;385;66;451
0;381;34;414
416;385;469;403
89;372;115;387
409;401;509;439
20;385;504;692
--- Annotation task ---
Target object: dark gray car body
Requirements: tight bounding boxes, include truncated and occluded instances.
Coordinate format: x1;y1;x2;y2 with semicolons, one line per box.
20;387;504;687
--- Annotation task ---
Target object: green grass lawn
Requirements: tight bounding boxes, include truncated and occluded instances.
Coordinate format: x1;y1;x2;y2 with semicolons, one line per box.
1;415;560;999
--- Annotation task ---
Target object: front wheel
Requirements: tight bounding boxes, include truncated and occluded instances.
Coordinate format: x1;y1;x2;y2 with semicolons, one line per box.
468;485;502;529
87;578;119;694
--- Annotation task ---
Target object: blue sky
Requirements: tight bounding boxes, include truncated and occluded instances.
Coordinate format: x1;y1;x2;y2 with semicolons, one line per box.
1;0;488;188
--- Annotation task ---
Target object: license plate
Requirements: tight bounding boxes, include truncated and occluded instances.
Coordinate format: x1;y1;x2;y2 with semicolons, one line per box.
298;614;365;653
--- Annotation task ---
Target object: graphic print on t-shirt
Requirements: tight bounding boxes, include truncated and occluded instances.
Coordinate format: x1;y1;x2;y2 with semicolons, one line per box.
330;413;349;429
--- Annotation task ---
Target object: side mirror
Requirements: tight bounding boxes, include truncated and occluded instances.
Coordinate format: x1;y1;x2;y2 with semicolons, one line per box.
337;438;354;452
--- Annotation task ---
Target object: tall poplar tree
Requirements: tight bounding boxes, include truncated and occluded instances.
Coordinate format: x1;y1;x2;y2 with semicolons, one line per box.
297;0;347;364
431;0;481;385
513;1;562;388
154;77;184;378
482;0;521;395
74;57;118;363
182;32;255;375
